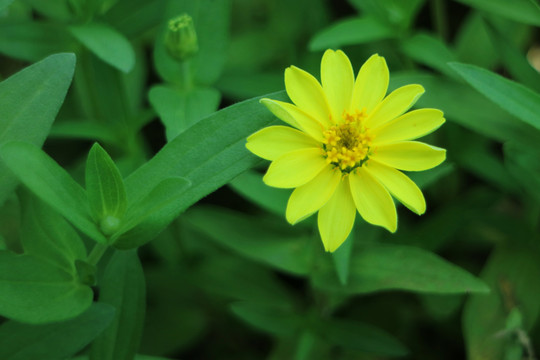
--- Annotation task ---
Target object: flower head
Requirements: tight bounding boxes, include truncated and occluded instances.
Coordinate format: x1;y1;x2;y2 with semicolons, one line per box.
246;50;446;252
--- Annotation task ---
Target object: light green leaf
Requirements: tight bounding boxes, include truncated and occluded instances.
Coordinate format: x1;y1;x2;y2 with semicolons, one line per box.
90;250;145;360
0;0;15;10
455;0;540;26
0;53;75;205
184;205;314;275
230;301;300;337
313;244;490;294
112;177;191;249
449;62;540;132
85;143;128;225
70;22;135;73
0;142;107;243
0;250;93;324
463;245;540;359
0;303;115;360
149;85;221;141
309;16;395;51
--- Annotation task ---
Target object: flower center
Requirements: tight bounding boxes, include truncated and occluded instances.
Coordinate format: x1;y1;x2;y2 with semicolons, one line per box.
322;109;373;172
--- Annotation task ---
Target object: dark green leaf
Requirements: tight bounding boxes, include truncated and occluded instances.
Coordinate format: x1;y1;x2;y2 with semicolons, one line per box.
69;22;135;73
230;301;300;337
0;250;93;323
22;0;72;20
90;250;145;360
455;0;540;26
400;32;458;78
0;53;75;205
0;142;106;243
449;62;540;132
454;13;497;69
504;142;540;203
0;303;115;360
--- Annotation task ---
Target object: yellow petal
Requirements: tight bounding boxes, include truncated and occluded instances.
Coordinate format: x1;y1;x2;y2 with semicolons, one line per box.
285;66;332;128
321;49;354;123
246;126;320;161
349;168;397;232
367;84;425;128
317;177;356;252
260;99;325;142
263;148;328;188
372;141;446;171
372;109;445;145
365;160;426;214
350;54;389;114
286;165;341;224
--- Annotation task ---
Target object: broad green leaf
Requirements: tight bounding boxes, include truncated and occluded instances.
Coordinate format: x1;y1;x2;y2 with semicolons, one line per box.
22;0;72;20
85;143;128;226
312;244;490;294
230;301;300;337
20;192;87;273
0;53;75;205
317;318;408;356
0;303;115;360
455;0;540;26
90;250;145;360
0;22;73;62
228;169;290;217
70;22;135;73
463;245;540;359
400;32;458;78
0;250;93;323
504;142;540;203
149;85;221;141
449;62;540;132
112;177;191;249
0;142;107;243
184;205;314;275
309;16;395;51
50;120;118;144
123;91;287;232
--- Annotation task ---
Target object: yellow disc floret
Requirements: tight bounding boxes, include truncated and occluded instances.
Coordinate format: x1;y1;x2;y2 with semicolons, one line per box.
322;109;373;172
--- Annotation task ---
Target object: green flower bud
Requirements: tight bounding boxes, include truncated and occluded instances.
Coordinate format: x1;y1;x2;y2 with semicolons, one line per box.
165;14;199;61
100;215;121;236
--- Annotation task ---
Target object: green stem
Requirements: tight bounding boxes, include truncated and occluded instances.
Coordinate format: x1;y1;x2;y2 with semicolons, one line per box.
87;243;108;266
431;0;448;41
180;60;193;91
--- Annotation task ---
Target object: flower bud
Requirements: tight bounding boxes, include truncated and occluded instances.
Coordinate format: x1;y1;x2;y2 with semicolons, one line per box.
164;14;199;61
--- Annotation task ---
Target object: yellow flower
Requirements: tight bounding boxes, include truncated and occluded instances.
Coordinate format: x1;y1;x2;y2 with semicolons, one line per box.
246;50;446;252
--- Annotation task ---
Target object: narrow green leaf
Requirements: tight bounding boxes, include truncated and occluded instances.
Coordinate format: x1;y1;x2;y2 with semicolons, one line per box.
184;205;314;275
454;13;497;69
0;303;115;360
0;53;75;205
112;177;191;249
0;251;93;323
313;244;490;294
90;250;145;360
69;22;135;73
85;143;128;225
230;301;300;337
400;33;458;78
463;245;540;359
504;142;540;203
348;0;424;29
455;0;540;26
0;142;107;243
449;62;540;132
317;318;408;356
309;16;395;51
123;91;287;232
331;224;355;286
149;85;221;141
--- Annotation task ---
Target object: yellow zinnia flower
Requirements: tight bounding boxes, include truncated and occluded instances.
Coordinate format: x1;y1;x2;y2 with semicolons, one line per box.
246;49;446;252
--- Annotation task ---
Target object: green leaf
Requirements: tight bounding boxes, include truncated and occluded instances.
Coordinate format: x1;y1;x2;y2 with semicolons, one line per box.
184;205;314;275
312;244;490;294
0;53;75;205
0;142;107;243
69;22;135;73
400;32;458;78
230;301;300;337
348;0;424;29
85;143;128;226
504;142;540;203
331;224;356;286
0;250;93;323
449;62;540;132
90;250;145;360
149;85;221;141
454;13;497;69
112;177;191;249
20;192;87;273
22;0;72;20
228;169;290;217
309;16;395;51
317;318;408;356
0;303;115;360
463;245;540;359
0;0;15;10
123;91;287;233
455;0;540;26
